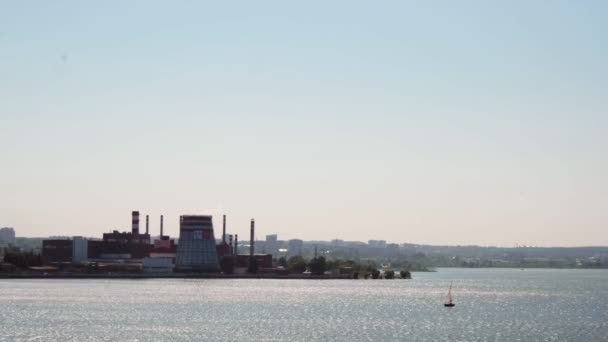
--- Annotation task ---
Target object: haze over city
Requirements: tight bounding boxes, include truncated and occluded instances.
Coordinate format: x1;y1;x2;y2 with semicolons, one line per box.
1;1;607;246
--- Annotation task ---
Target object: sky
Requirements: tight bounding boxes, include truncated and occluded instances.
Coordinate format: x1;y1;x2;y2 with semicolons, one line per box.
1;1;607;246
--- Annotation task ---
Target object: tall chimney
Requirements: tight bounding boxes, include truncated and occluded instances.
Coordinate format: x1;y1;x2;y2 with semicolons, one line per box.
222;215;226;243
228;234;233;255
145;215;149;235
132;211;140;235
234;234;238;256
160;215;164;238
250;219;255;257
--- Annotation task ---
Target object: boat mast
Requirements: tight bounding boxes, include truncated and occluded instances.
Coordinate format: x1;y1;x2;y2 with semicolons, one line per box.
447;282;453;303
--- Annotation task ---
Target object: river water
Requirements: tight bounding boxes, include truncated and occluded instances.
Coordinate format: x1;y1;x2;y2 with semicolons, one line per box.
1;268;607;341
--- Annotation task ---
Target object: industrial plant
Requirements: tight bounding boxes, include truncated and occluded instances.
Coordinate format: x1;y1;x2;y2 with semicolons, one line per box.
40;211;275;275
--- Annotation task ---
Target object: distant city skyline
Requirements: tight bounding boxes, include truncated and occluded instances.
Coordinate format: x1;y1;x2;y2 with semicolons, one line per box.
4;210;608;248
1;1;607;246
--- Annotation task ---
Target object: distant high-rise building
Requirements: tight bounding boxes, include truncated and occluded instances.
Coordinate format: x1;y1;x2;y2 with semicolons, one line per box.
368;240;387;248
287;239;303;256
331;239;344;246
266;234;278;255
0;227;16;246
175;215;220;272
386;243;399;255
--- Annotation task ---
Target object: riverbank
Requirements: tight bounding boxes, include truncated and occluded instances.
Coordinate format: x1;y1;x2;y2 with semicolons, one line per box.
0;272;357;280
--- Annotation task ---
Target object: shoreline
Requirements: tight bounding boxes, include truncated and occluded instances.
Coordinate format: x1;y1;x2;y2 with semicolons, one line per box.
0;273;356;280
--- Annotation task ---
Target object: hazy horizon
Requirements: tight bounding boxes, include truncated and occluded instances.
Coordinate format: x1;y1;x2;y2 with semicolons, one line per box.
1;1;607;247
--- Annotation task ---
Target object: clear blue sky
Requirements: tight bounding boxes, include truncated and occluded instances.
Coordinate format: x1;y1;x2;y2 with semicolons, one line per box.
1;1;607;246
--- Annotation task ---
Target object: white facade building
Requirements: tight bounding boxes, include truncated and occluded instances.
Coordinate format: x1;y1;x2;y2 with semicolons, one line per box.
143;257;174;273
72;236;88;263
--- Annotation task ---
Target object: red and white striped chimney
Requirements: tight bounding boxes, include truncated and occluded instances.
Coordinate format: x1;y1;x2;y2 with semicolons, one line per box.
132;211;140;235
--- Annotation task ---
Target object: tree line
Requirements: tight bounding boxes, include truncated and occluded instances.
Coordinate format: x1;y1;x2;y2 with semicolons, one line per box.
219;254;412;278
1;247;42;269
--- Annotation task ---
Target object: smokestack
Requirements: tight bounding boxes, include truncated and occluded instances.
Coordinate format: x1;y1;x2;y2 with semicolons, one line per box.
250;219;255;257
228;234;233;255
160;215;164;238
132;211;140;235
222;215;226;244
145;215;149;235
234;234;238;256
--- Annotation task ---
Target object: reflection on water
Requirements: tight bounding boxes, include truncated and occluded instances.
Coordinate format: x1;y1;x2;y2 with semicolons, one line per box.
1;268;607;341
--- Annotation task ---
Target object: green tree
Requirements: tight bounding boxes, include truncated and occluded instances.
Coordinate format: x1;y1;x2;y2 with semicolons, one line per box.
400;270;412;279
371;269;380;279
278;257;288;268
309;256;327;275
384;270;395;279
325;259;340;271
288;256;307;273
220;256;235;275
3;247;41;269
364;262;377;274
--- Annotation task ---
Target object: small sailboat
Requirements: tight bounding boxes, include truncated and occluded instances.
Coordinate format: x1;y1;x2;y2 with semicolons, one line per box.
444;282;455;307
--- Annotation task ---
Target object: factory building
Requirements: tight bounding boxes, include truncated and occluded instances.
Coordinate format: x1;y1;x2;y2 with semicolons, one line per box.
88;231;151;259
39;210;283;274
146;216;177;270
235;254;273;269
216;215;233;259
230;219;274;271
87;211;152;260
150;238;177;258
42;236;88;265
42;239;73;264
143;257;173;273
149;214;177;257
175;215;220;272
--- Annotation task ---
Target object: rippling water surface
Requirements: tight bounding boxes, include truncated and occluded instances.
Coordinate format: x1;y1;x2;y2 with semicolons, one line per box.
1;268;607;341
